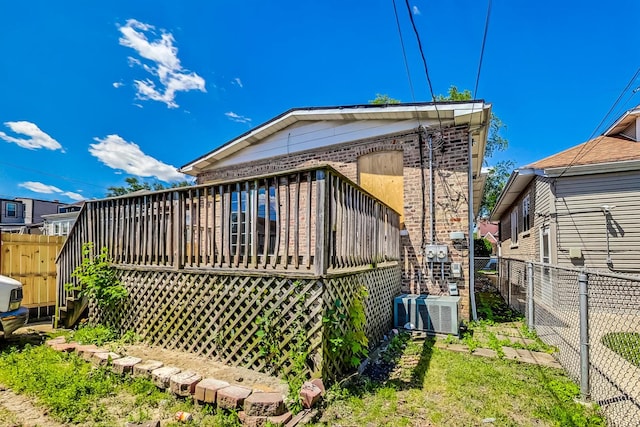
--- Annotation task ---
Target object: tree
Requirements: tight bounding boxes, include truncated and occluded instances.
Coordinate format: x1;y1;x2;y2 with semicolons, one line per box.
479;160;515;218
106;177;192;197
369;94;401;105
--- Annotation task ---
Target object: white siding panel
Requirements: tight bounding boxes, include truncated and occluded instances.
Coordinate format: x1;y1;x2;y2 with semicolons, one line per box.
555;171;640;271
211;119;433;169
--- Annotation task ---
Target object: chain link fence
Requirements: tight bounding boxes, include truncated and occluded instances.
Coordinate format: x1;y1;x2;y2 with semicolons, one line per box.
498;258;640;427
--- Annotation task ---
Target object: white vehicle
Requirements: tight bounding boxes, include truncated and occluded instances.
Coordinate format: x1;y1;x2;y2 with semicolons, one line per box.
0;275;29;337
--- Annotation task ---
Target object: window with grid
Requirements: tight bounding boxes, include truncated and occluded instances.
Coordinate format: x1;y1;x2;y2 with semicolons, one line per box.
6;202;16;217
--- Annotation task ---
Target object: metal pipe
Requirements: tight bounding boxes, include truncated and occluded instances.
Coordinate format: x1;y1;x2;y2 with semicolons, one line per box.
468;132;477;320
428;134;435;245
527;261;534;330
578;271;591;401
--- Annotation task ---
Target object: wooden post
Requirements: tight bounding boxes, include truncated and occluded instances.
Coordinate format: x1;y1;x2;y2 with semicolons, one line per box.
315;169;329;276
173;191;184;269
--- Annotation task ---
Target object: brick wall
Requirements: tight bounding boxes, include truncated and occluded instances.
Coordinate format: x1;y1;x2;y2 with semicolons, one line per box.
198;126;473;319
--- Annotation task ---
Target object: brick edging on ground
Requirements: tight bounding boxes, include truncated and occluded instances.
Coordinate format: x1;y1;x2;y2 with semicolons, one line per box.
46;337;324;427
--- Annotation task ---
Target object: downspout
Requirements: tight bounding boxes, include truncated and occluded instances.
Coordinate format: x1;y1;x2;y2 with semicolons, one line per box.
429;134;436;245
468;132;478;320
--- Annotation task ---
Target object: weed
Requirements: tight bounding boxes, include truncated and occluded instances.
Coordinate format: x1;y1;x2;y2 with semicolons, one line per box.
602;332;640;368
70;323;116;345
461;331;479;352
66;242;127;312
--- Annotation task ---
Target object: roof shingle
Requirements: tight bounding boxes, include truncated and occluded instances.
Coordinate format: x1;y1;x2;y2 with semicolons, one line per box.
526;135;640;169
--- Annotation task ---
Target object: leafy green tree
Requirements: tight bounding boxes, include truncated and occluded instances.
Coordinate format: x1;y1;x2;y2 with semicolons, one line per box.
474;237;493;257
480;160;515;218
369;94;401;105
106;177;192;197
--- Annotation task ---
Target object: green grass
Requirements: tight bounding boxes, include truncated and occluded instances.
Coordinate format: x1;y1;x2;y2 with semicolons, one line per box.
602;332;640;368
312;338;605;427
0;344;242;426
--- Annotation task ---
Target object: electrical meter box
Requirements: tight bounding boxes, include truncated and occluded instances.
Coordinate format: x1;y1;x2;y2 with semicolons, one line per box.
425;245;448;262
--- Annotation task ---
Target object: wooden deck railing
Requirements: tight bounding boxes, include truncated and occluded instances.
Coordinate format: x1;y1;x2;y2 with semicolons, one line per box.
56;166;400;309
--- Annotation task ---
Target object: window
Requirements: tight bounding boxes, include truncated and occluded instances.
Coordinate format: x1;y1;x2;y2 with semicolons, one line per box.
510;208;518;244
6;202;16;217
230;185;276;257
522;195;531;231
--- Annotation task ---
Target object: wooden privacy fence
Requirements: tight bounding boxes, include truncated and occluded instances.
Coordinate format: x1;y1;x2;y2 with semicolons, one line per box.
1;233;64;319
56;165;402;380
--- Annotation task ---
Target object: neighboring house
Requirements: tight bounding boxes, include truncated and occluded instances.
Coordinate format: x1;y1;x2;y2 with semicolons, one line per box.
0;198;25;227
0;198;76;233
477;219;499;255
181;101;492;319
42;203;83;236
491;105;640;273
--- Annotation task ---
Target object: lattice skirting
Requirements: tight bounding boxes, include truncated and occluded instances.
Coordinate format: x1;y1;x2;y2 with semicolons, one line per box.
91;264;401;382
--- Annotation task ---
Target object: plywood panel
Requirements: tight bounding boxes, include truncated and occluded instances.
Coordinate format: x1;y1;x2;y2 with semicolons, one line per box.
0;233;64;311
358;150;404;224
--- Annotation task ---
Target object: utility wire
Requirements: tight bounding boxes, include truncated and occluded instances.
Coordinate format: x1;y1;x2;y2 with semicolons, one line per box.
555;67;640;179
0;161;105;189
473;0;492;99
403;0;443;131
392;0;418;105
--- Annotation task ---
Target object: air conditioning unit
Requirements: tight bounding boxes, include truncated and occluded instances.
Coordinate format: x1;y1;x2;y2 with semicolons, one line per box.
394;294;461;336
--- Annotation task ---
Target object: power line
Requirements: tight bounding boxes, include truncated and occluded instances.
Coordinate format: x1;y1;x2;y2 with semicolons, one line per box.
392;0;418;105
0;161;105;189
555;67;640;179
403;0;443;131
473;0;492;99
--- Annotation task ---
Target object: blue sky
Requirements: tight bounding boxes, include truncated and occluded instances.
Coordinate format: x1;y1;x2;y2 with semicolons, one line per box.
1;1;639;203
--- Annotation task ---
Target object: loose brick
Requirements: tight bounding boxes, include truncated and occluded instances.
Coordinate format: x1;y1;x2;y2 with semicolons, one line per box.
112;356;142;374
50;342;77;353
300;382;322;409
46;336;66;347
151;366;181;389
75;345;100;360
216;385;252;410
310;378;325;395
133;360;164;377
169;370;202;397
238;411;292;427
244;392;286;416
125;422;160;427
194;378;229;403
92;352;122;365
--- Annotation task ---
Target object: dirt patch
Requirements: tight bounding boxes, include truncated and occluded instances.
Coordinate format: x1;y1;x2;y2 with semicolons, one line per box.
0;386;64;427
112;343;289;396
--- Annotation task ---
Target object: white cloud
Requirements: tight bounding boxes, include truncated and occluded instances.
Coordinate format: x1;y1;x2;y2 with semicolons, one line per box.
118;19;206;108
89;134;185;182
19;181;62;194
232;77;243;88
225;111;252;124
113;81;124;88
62;191;84;201
0;121;63;151
18;181;84;201
412;5;421;15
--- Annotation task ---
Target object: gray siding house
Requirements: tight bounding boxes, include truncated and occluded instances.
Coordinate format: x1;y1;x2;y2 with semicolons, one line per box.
491;106;640;273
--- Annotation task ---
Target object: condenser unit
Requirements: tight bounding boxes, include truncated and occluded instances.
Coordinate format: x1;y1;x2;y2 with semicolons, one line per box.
394;294;461;336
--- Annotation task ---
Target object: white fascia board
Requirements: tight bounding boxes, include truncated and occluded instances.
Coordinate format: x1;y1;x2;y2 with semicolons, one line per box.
603;107;640;136
180;102;489;174
489;168;543;221
544;159;640;177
